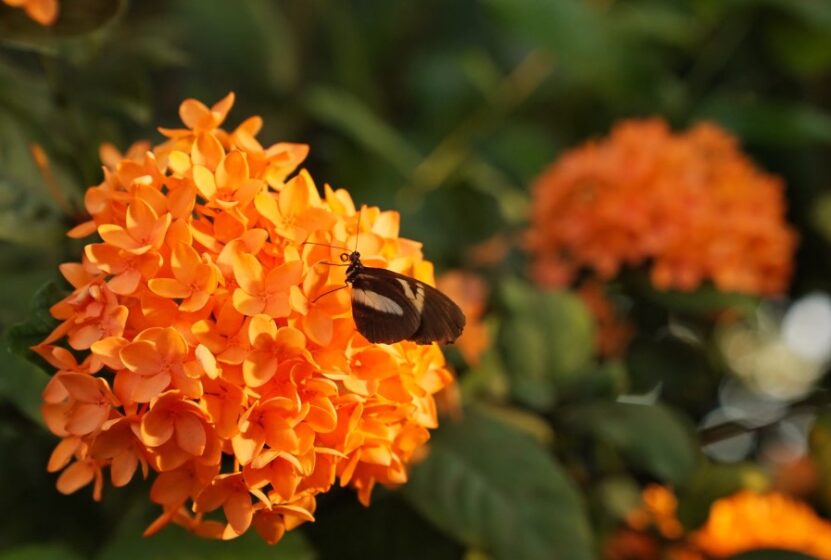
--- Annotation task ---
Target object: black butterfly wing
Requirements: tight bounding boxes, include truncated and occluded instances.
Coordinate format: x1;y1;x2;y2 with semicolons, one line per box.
351;267;465;345
350;268;421;344
409;281;466;345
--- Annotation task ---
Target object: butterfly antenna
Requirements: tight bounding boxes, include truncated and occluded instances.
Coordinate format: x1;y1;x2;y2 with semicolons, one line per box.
311;284;348;304
354;206;362;253
302;241;348;251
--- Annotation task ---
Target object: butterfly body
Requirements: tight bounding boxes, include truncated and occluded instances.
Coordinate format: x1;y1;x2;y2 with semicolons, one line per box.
343;251;465;345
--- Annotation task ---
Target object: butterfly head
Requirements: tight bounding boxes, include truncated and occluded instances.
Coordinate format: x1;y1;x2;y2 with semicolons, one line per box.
343;251;363;283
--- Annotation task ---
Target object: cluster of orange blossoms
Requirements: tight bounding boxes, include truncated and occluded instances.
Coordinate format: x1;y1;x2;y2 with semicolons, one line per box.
693;491;831;558
36;93;454;543
528;119;797;296
2;0;58;25
606;486;831;559
435;271;489;366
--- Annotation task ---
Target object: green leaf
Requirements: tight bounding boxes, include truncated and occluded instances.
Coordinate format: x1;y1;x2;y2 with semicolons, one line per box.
305;86;421;175
696;96;831;147
0;174;66;250
5;280;65;367
625;337;714;414
484;0;625;95
0;544;83;560
97;525;315;560
304;490;462;560
564;402;698;484
402;406;594;560
676;461;768;529
0;0;124;51
631;274;760;316
0;349;49;424
497;279;595;410
175;0;298;94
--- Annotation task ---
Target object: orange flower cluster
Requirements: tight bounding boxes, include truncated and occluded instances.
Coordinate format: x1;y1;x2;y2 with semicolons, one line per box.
2;0;58;25
607;486;831;559
36;93;453;543
693;491;831;558
528;119;796;296
577;280;632;358
626;484;683;540
436;271;490;365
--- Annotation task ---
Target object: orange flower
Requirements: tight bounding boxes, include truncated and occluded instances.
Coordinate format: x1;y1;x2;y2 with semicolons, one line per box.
625;484;683;540
2;0;58;25
436;271;490;365
692;491;831;558
577;280;632;358
528;119;797;296
36;93;454;544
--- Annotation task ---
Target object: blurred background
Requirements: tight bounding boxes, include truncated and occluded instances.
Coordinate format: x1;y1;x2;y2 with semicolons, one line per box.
2;0;831;559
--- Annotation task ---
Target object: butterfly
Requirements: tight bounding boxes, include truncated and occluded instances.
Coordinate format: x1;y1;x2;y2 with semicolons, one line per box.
340;250;466;345
308;243;466;345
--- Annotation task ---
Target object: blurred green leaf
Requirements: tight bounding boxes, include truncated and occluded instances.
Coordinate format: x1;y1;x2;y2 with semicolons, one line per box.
0;0;124;51
592;476;642;523
810;411;831;512
498;279;594;410
625;336;714;415
304;490;462;560
610;2;703;49
306;86;421;175
402;406;594;560
0;175;65;249
564;402;698;484
0;544;83;560
97;525;315;560
697;96;831;147
459;340;510;402
5;280;64;366
485;0;624;95
0;350;49;424
632;276;760;316
676;461;768;528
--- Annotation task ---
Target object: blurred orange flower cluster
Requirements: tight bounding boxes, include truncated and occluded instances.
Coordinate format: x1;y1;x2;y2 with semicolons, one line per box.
2;0;57;25
693;491;831;558
436;271;490;365
528;119;797;296
35;93;453;543
606;486;831;559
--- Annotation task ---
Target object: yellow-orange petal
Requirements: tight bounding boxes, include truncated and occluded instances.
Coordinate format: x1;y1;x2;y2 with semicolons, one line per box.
302;308;333;346
111;450;139;487
48;437;81;472
26;0;58;25
233;252;265;294
57;461;96;494
120;340;162;374
67;403;108;435
224;491;254;535
180;98;213;130
108;269;143;295
148;278;192;299
193;165;217;200
58;373;103;402
242;351;278;388
150;469;192;505
175;414;207;456
232;289;265;316
131;370;171;402
248;314;278;347
141;407;175;447
192;133;225;171
265;260;303;293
